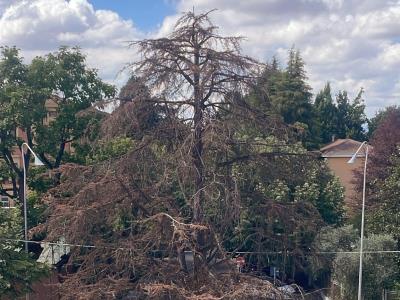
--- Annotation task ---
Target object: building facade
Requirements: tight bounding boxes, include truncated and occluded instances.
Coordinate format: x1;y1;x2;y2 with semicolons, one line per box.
320;139;366;214
1;98;59;208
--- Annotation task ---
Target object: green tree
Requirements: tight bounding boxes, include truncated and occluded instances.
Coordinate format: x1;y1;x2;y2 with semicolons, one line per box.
335;89;367;141
0;208;48;297
252;49;321;148
34;46;115;169
222;136;345;284
246;59;279;114
271;48;313;126
333;233;397;299
313;226;398;299
0;46;49;201
311;225;358;287
313;84;368;146
86;136;135;164
369;156;400;242
314;82;338;144
0;46;115;202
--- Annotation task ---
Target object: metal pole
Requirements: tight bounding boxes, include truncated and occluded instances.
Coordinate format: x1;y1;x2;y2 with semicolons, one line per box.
357;145;369;300
21;142;43;253
21;144;29;300
22;144;28;254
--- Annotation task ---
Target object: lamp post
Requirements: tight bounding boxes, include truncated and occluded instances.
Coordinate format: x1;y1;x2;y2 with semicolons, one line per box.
347;141;369;300
21;142;44;253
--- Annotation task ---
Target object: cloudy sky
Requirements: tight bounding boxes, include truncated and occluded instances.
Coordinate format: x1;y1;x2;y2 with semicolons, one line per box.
0;0;399;116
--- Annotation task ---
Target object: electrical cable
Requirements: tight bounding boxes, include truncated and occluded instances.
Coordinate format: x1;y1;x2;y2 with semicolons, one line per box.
2;237;400;255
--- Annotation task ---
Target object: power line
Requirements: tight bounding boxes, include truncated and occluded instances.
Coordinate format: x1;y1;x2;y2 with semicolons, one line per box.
0;238;125;251
2;237;400;255
232;250;400;255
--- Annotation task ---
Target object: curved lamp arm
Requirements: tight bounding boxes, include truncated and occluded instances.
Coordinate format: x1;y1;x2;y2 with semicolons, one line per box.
21;143;44;253
346;140;369;300
347;141;368;164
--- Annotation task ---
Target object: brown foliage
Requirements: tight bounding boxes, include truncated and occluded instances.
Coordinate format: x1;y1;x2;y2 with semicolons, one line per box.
32;10;309;299
129;10;264;223
353;109;400;211
35;142;284;299
367;109;400;182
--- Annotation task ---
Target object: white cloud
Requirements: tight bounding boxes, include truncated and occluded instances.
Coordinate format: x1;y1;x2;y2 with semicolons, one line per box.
155;0;400;116
378;43;400;69
0;0;142;86
0;0;399;116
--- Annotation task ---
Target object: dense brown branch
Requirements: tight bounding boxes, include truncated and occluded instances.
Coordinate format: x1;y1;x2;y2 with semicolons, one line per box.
218;151;321;167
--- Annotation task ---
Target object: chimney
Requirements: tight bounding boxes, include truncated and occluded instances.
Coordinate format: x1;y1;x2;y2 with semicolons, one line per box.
331;134;336;142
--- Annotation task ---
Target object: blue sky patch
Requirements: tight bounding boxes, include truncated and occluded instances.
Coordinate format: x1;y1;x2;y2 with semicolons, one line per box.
90;0;176;31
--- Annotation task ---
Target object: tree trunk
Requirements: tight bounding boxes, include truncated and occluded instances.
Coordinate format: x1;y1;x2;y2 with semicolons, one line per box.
192;43;204;224
55;141;66;168
192;105;204;224
18;176;24;206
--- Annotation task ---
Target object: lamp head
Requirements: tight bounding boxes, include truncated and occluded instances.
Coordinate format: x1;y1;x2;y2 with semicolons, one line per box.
347;155;357;164
34;155;45;166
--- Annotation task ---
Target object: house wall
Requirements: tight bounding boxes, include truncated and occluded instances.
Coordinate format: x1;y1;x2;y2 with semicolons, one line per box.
1;98;63;207
325;156;364;212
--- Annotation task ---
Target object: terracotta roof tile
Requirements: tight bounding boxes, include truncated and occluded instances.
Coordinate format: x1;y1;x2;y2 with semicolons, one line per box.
320;139;367;157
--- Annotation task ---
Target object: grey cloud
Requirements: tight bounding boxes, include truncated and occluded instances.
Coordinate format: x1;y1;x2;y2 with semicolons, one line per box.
186;0;332;20
163;0;400;115
0;0;15;13
0;0;398;116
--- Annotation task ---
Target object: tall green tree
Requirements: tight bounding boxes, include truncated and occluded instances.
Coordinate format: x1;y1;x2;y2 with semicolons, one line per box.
34;46;115;169
249;49;322;148
335;89;367;141
0;46;49;200
314;82;338;144
0;46;115;202
272;48;313;126
0;208;48;297
313;87;367;145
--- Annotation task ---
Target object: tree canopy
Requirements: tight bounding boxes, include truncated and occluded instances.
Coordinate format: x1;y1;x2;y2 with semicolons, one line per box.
0;9;395;300
0;46;115;202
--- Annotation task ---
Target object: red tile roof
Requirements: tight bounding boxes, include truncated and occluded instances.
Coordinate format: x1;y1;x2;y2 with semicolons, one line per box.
320;139;367;157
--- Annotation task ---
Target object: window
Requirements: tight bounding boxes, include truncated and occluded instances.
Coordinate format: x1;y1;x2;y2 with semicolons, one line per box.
1;196;10;208
48;111;58;119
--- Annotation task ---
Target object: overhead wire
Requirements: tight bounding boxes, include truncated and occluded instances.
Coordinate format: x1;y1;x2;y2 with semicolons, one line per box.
2;237;400;255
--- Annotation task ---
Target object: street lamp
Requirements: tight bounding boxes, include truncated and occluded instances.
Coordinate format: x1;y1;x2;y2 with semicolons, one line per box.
347;141;369;300
21;143;44;253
